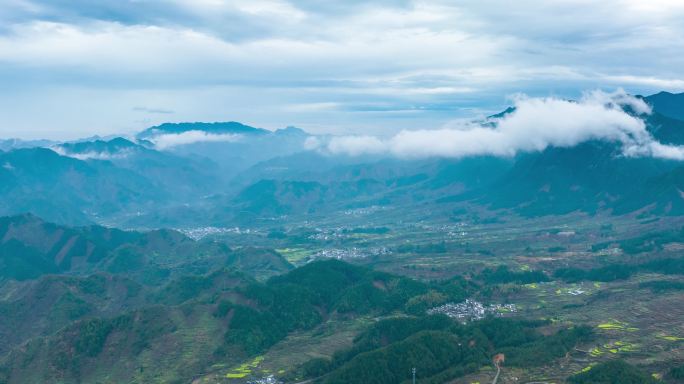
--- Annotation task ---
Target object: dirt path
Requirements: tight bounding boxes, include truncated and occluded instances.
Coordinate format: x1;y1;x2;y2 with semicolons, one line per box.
492;364;501;384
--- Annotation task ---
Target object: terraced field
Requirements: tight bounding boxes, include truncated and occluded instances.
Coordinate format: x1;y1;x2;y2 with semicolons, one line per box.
449;275;684;384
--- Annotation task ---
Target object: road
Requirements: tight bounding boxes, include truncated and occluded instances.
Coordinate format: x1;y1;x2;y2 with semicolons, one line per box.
492;364;501;384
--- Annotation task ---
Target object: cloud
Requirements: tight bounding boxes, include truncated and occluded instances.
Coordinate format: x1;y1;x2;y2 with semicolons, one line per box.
133;106;174;115
327;135;387;156
321;90;684;160
601;75;684;92
1;1;684;138
51;146;132;160
303;136;322;150
149;130;242;149
644;142;684;161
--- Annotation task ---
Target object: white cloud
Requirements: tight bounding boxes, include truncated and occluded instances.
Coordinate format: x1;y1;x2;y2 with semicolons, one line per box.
1;1;684;138
51;146;132;160
303;136;321;150
320;90;684;160
629;142;684;161
602;75;684;92
150;130;242;149
327;135;387;156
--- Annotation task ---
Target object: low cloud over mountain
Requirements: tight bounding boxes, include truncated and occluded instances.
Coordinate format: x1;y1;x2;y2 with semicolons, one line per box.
319;90;684;160
150;131;243;149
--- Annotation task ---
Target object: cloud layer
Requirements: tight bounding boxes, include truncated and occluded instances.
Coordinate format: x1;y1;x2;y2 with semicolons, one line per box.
1;1;684;138
319;90;684;160
51;147;131;161
149;131;242;149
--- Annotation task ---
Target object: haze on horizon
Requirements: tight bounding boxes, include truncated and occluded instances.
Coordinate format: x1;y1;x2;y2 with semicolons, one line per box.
1;0;684;140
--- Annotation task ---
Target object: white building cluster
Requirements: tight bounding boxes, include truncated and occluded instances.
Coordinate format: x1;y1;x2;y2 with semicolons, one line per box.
312;247;391;260
247;376;282;384
178;226;258;240
427;299;517;322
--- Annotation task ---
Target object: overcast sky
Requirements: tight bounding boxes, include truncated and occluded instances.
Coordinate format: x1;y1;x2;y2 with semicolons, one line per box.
1;0;683;139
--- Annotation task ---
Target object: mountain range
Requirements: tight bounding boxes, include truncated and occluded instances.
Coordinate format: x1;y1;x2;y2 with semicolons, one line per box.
0;91;683;227
2;91;684;383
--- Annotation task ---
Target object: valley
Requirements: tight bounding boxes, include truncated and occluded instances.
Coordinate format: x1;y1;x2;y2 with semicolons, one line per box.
4;0;684;382
1;206;683;383
1;92;684;383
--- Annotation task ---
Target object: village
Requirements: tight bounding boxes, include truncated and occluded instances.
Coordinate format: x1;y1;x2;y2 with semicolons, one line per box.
312;247;392;261
427;299;518;322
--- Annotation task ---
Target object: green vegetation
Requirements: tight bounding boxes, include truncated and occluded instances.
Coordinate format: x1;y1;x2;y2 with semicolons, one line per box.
297;316;592;384
3;208;684;384
216;260;450;355
396;241;448;254
593;227;684;254
477;265;550;285
639;280;684;292
554;264;634;282
0;239;57;280
5;102;684;383
323;330;479;384
224;247;294;279
224;305;291;355
670;363;684;380
156;273;218;305
73;318;116;357
568;360;658;384
554;256;684;282
50;292;94;322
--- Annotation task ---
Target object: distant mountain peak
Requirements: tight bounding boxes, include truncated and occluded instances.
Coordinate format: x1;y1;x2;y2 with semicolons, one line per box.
54;137;142;160
274;126;308;136
107;137;137;146
137;121;269;140
487;106;517;120
0;138;55;151
645;91;684;121
653;90;678;97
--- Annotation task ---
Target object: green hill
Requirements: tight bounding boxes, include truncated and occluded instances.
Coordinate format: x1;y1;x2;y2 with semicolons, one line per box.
0;260;467;384
568;360;658;384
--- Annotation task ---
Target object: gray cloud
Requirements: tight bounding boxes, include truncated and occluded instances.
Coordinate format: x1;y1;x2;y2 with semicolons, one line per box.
0;1;683;138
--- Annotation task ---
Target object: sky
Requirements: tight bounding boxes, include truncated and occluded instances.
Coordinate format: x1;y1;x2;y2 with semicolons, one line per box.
1;0;684;140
